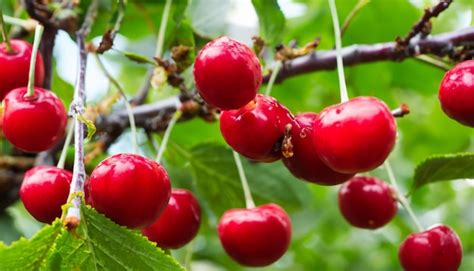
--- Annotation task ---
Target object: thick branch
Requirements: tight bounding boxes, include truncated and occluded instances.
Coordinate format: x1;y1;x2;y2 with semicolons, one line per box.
263;27;474;84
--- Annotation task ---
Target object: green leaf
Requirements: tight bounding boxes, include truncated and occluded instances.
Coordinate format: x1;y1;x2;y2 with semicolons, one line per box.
77;114;97;142
412;152;474;191
172;142;312;216
187;0;232;38
251;0;286;45
0;222;62;271
79;205;184;271
121;50;156;65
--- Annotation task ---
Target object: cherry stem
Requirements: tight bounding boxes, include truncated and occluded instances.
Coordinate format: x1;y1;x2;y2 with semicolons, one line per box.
2;14;34;28
232;151;256;209
94;54;139;154
156;109;182;163
415;55;451;71
384;161;424;232
155;0;172;58
184;241;194;271
57;121;75;169
25;24;44;98
0;9;14;54
340;0;370;37
328;0;349;103
265;61;282;96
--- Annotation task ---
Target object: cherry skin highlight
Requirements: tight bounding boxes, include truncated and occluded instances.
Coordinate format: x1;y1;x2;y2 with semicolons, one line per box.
439;60;474;127
193;36;262;110
218;203;292;267
142;189;201;249
220;94;293;162
313;96;397;174
20;166;72;224
2;87;67;153
399;224;462;271
0;39;44;100
85;153;171;229
338;176;397;229
283;113;354;185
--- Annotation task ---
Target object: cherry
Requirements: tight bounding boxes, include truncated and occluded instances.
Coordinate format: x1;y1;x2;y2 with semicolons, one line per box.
439;60;474;127
193;36;262;110
142;189;201;249
2;87;67;153
313;97;397;174
338;176;397;229
0;39;44;100
399;224;462;271
85;153;171;229
218;203;291;267
283;113;354;185
220;94;293;162
20;166;72;223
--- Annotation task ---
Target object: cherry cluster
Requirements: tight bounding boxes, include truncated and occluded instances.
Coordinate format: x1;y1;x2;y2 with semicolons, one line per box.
194;36;466;269
1;32;471;269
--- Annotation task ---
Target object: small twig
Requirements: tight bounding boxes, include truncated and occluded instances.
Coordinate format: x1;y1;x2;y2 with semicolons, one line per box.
396;0;453;47
65;0;99;228
130;67;153;106
96;0;126;54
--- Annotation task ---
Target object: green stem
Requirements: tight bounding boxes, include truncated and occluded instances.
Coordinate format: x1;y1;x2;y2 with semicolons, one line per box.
264;61;282;96
57;121;75;169
2;14;34;28
0;9;13;54
184;241;194;271
340;0;370;37
94;54;139;154
156;110;182;163
328;0;349;103
232;151;255;209
155;0;172;58
415;55;451;71
384;161;424;232
25;24;44;98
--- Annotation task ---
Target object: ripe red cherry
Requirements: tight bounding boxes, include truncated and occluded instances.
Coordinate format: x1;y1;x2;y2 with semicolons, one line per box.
85;153;171;228
193;36;262;110
218;204;291;267
338;176;397;229
20;166;72;223
313;97;397;174
2;87;67;153
399;224;462;271
220;94;293;162
0;39;44;100
283;113;354;185
142;189;201;249
439;60;474;127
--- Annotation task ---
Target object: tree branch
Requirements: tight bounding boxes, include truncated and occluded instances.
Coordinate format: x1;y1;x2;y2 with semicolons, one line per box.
263;27;474;84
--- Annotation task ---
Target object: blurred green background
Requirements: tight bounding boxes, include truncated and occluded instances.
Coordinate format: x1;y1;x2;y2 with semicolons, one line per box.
1;0;473;270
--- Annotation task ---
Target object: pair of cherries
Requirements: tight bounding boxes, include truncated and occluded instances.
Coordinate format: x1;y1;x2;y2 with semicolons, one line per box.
0;39;67;153
21;153;201;250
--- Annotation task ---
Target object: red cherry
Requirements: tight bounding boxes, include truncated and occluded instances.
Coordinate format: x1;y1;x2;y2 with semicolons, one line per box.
2;87;67;153
193;36;262;110
142;189;201;249
220;94;293;162
0;39;44;100
439;60;474;127
283;113;354;185
338;176;397;229
313;97;397;174
218;204;292;267
399;224;463;271
20;166;72;223
85;153;171;228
